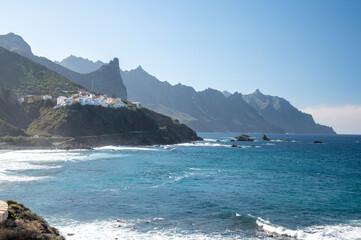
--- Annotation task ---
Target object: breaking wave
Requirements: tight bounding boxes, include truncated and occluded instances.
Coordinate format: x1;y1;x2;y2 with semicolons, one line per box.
256;217;361;240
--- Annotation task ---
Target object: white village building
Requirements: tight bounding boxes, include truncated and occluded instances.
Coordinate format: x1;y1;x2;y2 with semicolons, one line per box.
56;92;128;109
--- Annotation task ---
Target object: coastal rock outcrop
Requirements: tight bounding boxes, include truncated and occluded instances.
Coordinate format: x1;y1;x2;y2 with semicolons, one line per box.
231;144;242;148
262;134;271;141
0;200;64;240
27;103;201;146
313;141;323;144
235;134;254;142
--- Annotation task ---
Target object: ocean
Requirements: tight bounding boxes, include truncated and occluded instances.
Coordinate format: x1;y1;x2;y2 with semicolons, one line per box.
0;133;360;240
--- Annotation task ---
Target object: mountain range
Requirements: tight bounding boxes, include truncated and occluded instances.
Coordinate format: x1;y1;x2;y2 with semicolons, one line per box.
0;33;127;100
55;55;104;74
0;32;336;134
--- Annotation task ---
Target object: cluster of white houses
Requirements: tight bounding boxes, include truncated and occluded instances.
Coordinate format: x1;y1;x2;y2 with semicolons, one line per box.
18;91;142;109
56;92;129;108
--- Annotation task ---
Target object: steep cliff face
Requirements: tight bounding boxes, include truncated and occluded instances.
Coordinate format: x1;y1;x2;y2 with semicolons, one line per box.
243;89;336;134
0;33;127;100
78;58;127;99
27;104;201;145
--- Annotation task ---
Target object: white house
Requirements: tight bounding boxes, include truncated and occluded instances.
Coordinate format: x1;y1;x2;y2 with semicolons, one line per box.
42;95;53;100
55;92;127;109
57;96;67;108
132;102;142;108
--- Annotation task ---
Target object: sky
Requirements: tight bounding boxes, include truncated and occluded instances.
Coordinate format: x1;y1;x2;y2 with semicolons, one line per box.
1;0;361;133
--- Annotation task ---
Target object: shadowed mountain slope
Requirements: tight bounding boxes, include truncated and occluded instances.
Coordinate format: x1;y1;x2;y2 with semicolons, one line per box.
121;67;283;133
55;55;104;74
0;33;127;100
243;89;336;134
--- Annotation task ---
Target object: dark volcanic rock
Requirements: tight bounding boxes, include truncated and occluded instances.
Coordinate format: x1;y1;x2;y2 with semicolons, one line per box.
313;141;323;144
279;139;290;142
231;144;242;148
235;134;254;142
262;134;271;141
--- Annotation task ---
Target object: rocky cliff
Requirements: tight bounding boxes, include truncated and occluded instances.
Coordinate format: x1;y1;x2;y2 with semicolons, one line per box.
0;200;64;240
243;89;336;134
27;103;201;146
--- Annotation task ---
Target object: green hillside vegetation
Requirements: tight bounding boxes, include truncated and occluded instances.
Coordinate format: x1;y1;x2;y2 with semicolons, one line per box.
27;103;158;137
0;119;26;137
0;46;83;96
0;200;64;240
26;103;201;146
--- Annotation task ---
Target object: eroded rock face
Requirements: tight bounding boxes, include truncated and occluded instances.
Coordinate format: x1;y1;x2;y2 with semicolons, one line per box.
0;200;65;240
235;134;254;142
262;134;271;141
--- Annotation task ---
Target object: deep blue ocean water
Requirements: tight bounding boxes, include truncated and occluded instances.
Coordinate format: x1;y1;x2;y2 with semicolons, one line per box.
1;133;361;239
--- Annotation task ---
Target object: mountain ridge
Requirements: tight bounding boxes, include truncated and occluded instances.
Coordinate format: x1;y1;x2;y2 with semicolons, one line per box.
55;55;104;74
243;90;336;134
0;33;127;100
121;66;283;133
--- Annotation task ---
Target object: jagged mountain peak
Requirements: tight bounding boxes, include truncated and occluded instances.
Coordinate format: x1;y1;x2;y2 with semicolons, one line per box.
222;90;232;97
136;65;144;71
0;32;32;54
106;57;120;69
253;89;264;95
55;55;105;74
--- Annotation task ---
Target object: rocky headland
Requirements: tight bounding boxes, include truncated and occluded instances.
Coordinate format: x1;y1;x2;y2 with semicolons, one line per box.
0;200;64;240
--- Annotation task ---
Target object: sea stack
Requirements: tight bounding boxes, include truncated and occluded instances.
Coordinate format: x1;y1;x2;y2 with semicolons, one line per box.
262;134;271;141
235;134;254;142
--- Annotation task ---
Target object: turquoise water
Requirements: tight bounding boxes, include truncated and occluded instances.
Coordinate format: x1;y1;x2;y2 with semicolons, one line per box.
0;133;361;239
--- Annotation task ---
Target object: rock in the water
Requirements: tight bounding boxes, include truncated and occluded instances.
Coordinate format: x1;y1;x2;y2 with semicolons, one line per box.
262;134;271;141
313;141;323;144
230;139;235;142
235;134;254;142
231;144;242;148
279;139;290;142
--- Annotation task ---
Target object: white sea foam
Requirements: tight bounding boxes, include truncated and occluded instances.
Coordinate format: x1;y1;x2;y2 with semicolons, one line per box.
151;171;198;188
95;145;160;151
256;217;361;240
57;219;252;240
0;150;89;183
175;142;224;147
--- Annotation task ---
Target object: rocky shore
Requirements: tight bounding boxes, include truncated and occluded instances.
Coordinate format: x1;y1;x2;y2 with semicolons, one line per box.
0;200;64;240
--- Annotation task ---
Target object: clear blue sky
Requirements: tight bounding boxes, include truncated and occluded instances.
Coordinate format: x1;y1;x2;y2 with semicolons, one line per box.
1;0;361;111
